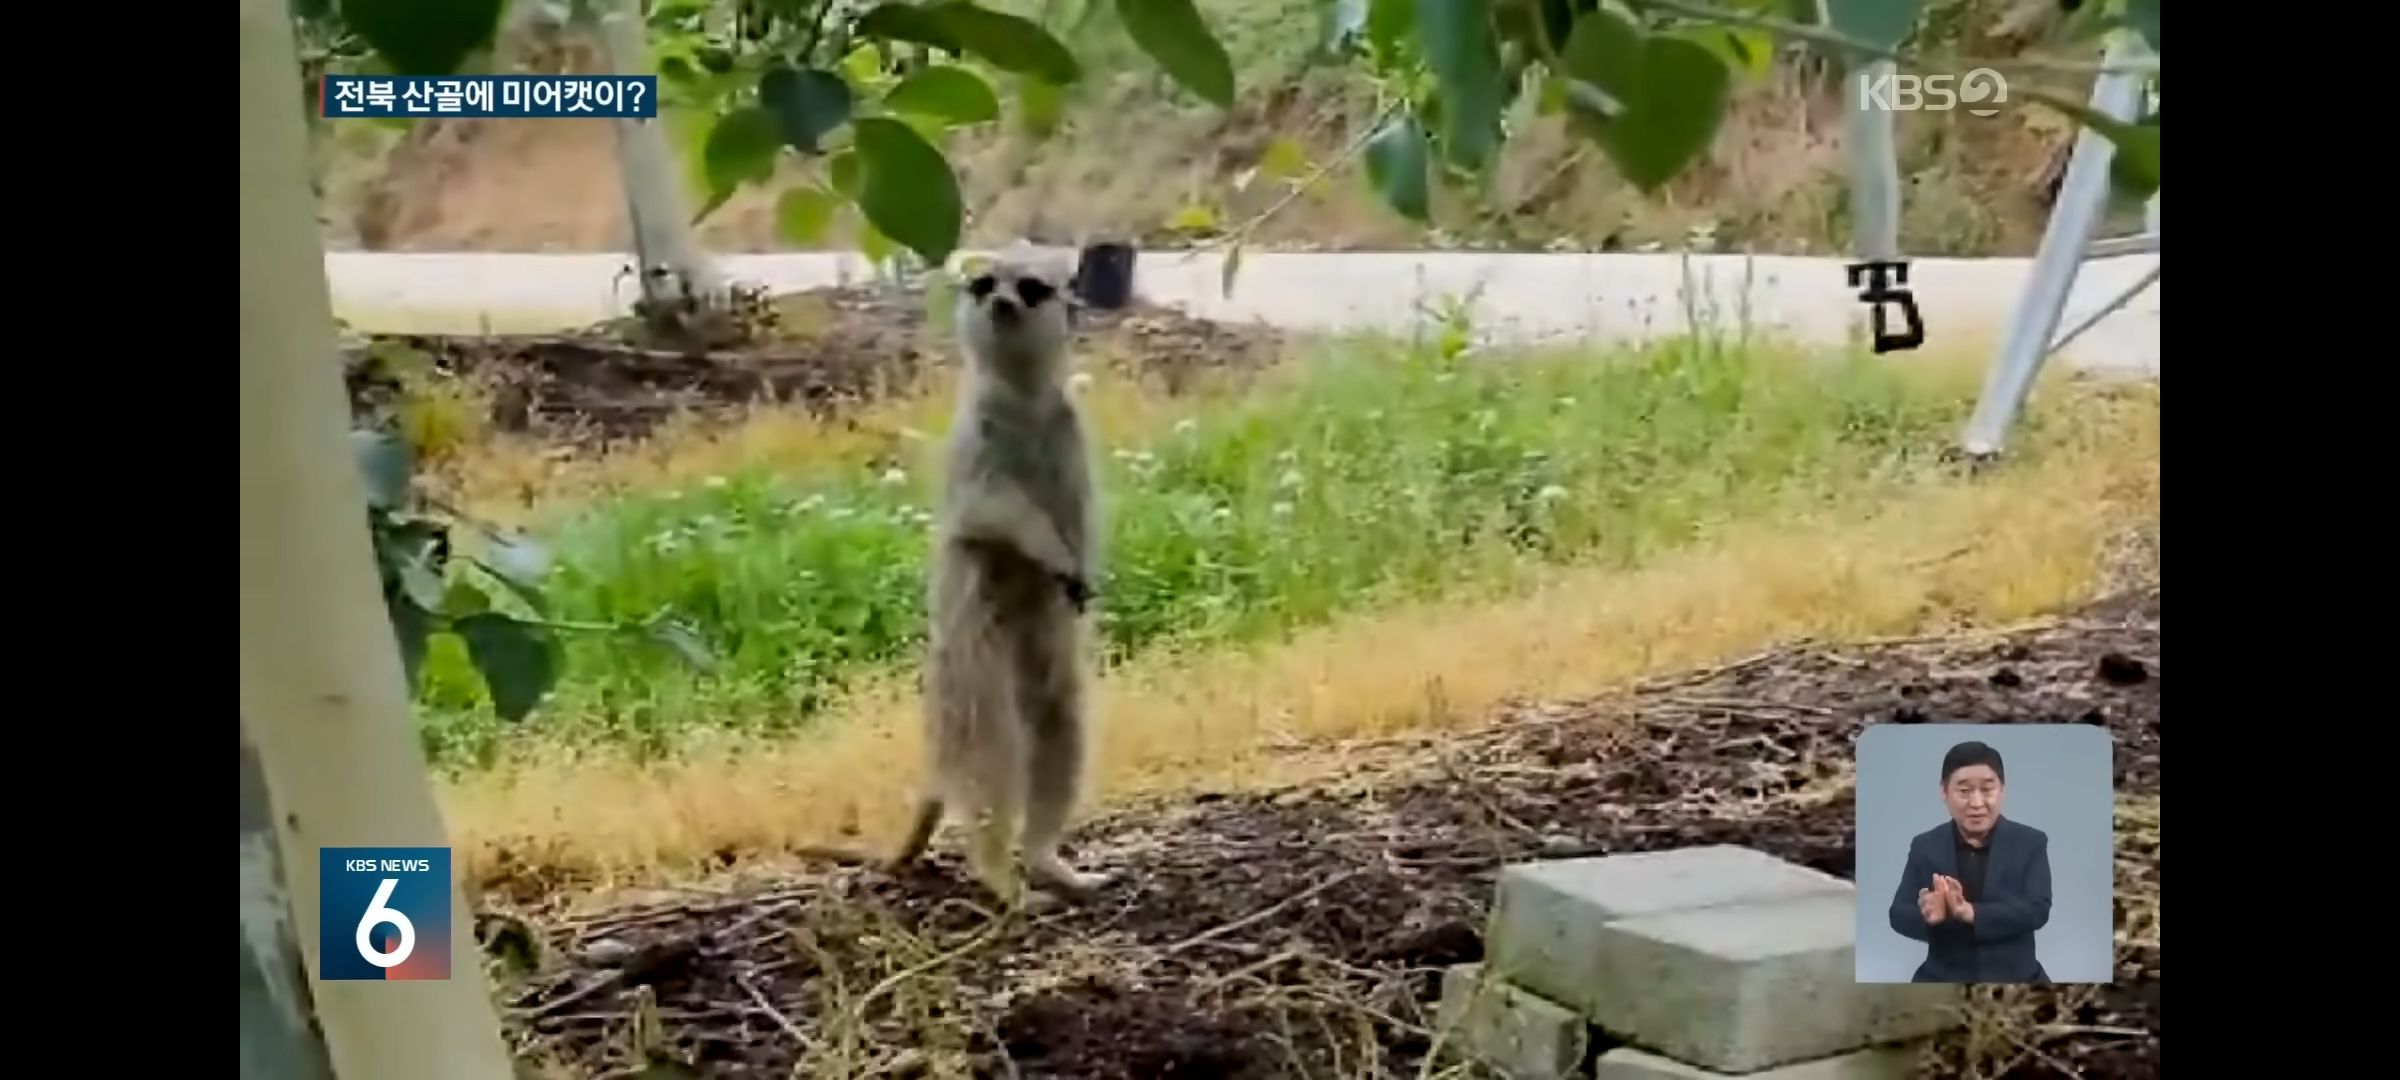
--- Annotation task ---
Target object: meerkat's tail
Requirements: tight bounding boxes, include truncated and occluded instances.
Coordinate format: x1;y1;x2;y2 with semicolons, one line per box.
888;793;943;869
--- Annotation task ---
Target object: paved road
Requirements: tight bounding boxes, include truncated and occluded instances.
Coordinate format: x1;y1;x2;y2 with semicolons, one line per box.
324;250;2160;376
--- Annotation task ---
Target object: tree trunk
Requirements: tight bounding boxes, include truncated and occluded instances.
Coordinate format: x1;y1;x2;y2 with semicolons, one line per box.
240;0;515;1076
590;0;724;314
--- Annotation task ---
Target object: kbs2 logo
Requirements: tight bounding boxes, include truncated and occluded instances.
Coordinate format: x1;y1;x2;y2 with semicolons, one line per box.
1857;68;2009;116
319;847;452;981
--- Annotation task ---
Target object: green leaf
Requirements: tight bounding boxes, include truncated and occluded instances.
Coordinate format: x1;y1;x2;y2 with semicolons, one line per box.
1560;10;1639;110
378;517;449;573
351;429;411;510
1219;242;1244;299
1820;0;1924;55
467;551;551;617
1017;77;1068;137
777;188;841;245
1561;11;1734;193
758;67;853;153
342;0;505;76
828;151;862;199
1115;0;1236;108
851;117;965;265
1367;0;1415;63
443;579;492;618
1364;114;1432;222
855;3;964;53
1414;0;1504;169
398;559;447;614
1534;0;1575;56
481;533;552;586
388;595;435;691
647;620;719;674
703;106;783;197
2024;91;2159;199
858;218;901;266
454;613;562;722
2125;0;2159;51
1673;26;1775;83
840;43;887;88
885;65;1001;124
859;2;1081;84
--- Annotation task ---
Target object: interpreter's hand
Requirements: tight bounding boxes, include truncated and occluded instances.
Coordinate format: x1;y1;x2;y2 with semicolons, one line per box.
1917;885;1948;925
1936;874;1975;924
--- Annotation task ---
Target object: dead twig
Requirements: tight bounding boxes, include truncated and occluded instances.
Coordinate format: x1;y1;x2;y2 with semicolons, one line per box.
2039;1022;2155;1039
517;969;627;1017
738;972;821;1054
1662;693;1835;717
1164;869;1366;956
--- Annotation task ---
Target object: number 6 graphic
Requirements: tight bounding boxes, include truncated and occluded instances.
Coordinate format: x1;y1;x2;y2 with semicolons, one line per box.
354;877;416;968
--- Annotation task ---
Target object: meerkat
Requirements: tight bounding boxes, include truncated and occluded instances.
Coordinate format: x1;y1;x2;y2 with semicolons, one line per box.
888;248;1113;903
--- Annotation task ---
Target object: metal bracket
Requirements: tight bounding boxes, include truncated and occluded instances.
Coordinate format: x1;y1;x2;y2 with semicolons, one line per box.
1846;259;1925;353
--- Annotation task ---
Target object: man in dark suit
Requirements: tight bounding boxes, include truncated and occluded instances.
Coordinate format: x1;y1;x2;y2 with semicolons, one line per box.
1885;740;2052;983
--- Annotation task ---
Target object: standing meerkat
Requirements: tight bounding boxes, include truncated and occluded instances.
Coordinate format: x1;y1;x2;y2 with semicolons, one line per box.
889;248;1113;903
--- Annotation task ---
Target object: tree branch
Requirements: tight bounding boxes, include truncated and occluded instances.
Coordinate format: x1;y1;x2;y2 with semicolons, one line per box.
1639;0;2158;78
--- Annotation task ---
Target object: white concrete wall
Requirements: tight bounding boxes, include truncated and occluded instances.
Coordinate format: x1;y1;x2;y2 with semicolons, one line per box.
324;250;2160;376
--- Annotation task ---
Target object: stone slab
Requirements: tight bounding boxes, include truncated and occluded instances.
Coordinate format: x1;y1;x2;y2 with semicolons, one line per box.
1585;893;1961;1073
1486;846;1853;1011
1593;1045;1923;1080
1436;964;1590;1080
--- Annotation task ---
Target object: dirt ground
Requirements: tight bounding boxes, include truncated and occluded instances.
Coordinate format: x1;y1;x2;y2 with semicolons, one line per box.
482;586;2161;1079
345;284;1287;446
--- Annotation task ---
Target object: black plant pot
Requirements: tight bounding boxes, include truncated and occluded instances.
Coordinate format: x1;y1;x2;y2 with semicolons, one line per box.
1074;242;1137;311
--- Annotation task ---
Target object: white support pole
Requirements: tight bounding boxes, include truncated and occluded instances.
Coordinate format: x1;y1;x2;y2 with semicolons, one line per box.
1958;30;2154;457
1843;60;1903;265
241;0;518;1075
242;729;339;1080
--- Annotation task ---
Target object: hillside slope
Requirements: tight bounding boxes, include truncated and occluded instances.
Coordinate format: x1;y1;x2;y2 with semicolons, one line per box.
314;2;2120;257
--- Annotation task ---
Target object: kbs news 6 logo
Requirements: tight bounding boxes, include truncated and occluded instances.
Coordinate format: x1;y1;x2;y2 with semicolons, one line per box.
318;847;452;981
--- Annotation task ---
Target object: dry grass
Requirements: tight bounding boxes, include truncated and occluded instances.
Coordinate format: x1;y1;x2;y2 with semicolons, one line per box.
438;380;2159;893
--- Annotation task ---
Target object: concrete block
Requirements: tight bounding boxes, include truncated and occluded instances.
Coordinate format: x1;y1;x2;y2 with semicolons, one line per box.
1584;894;1961;1073
1592;1045;1923;1080
1487;846;1852;1009
1436;964;1590;1080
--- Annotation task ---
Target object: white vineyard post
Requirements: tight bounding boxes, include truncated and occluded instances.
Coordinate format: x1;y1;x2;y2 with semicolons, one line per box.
1959;30;2158;458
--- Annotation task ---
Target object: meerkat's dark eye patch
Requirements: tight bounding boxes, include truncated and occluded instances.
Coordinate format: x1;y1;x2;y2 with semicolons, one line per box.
968;274;998;298
1016;277;1056;307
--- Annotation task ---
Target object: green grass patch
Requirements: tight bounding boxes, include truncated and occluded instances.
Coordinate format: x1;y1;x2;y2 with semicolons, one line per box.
418;335;1974;767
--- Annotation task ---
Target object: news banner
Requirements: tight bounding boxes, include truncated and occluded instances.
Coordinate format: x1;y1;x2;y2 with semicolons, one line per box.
322;74;658;118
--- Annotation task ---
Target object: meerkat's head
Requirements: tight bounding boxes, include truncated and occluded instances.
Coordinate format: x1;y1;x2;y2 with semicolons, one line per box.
957;253;1074;389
